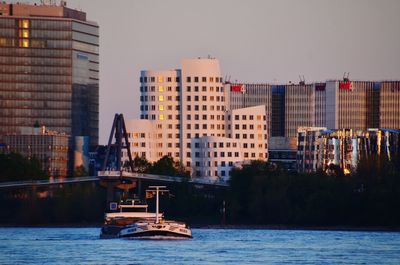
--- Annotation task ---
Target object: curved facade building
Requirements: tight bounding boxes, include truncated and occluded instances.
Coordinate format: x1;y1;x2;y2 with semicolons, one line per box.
127;58;269;180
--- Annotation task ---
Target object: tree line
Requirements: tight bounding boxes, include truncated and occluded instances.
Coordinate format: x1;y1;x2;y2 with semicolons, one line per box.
0;153;46;182
124;155;190;178
227;155;400;226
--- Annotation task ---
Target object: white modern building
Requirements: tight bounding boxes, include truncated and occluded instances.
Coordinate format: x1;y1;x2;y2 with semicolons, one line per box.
125;58;269;181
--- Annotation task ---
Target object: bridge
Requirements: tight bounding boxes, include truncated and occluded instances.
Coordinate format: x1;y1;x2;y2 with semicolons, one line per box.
0;171;228;189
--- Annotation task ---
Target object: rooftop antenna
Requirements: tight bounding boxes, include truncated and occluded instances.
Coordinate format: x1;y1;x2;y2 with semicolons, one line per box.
343;72;350;82
299;75;305;85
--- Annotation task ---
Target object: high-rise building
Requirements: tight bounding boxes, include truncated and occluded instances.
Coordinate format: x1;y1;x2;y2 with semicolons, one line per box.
127;58;269;181
0;2;99;147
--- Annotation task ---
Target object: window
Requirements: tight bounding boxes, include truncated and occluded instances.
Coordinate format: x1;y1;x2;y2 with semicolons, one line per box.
20;19;30;28
159;95;164;101
159;105;164;111
194;77;199;82
187;77;191;82
159;86;164;92
210;77;214;82
187;86;191;92
159;114;164;120
202;77;207;82
158;76;163;82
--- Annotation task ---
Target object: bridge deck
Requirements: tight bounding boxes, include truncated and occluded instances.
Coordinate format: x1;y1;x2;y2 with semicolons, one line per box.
0;172;228;189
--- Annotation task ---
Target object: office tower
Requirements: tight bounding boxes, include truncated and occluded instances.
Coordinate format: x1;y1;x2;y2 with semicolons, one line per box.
0;2;99;147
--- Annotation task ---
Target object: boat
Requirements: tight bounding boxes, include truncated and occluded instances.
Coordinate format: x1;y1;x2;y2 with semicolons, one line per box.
100;198;160;239
118;186;192;239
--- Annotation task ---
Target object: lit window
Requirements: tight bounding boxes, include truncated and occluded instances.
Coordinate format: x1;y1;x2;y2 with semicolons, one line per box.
20;29;29;38
159;114;164;120
158;76;164;82
159;95;164;101
19;39;29;48
159;105;164;111
20;19;29;28
159;86;164;92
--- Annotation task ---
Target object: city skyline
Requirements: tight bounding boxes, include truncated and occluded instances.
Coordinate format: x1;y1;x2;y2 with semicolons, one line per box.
13;0;400;143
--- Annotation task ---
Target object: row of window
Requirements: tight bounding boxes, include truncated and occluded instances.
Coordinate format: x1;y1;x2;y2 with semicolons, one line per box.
140;76;179;83
234;124;266;130
186;95;225;102
140;95;180;102
186;76;222;83
140;85;225;93
139;76;223;84
187;151;266;159
140;86;179;93
196;161;234;167
0;56;71;66
186;86;224;93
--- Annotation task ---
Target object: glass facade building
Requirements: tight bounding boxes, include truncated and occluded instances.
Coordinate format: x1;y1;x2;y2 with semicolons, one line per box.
0;3;99;147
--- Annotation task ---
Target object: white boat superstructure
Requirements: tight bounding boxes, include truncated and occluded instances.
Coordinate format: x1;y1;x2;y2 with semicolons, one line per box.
118;186;193;239
100;199;160;238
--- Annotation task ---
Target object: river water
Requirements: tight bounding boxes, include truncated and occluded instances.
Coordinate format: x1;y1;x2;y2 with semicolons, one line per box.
0;227;399;264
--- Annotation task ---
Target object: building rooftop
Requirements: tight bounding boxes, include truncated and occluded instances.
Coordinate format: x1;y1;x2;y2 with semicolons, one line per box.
0;1;87;21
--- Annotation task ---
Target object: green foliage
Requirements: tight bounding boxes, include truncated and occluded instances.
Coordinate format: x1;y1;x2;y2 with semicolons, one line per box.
149;156;190;178
132;156;151;173
0;153;46;182
228;158;400;226
74;165;88;177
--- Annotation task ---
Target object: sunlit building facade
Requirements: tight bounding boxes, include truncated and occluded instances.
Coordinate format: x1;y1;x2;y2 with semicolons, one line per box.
126;58;269;181
297;127;400;174
4;126;69;177
0;2;99;147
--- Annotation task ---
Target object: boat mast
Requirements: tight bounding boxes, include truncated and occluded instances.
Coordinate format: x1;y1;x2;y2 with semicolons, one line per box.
148;186;167;224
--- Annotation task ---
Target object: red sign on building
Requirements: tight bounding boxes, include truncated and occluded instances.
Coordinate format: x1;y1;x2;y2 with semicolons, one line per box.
339;81;352;90
231;84;245;92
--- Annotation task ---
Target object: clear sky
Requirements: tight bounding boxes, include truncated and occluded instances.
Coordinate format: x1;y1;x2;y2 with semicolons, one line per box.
23;0;400;143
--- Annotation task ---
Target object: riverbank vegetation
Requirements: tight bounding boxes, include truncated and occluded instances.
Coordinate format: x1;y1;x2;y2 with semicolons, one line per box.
227;156;400;226
0;153;46;182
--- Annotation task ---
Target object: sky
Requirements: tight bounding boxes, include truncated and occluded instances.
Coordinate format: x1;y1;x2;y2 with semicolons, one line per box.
21;0;400;144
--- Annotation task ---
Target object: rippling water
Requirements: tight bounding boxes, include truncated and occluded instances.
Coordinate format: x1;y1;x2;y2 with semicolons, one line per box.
0;227;399;264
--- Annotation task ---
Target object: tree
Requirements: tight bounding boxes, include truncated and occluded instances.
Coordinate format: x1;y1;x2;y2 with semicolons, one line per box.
132;156;151;173
0;153;46;181
149;156;176;176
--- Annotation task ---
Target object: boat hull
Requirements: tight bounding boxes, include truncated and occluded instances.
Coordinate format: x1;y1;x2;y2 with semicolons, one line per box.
118;222;192;239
